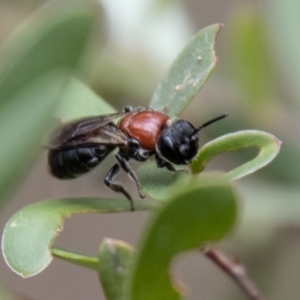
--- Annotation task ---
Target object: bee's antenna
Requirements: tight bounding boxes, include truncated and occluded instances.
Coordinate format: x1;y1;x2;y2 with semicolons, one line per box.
194;113;228;133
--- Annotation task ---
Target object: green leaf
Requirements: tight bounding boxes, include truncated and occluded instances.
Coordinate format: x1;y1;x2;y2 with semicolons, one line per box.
150;24;221;117
0;71;69;204
44;78;116;151
138;131;281;200
0;1;97;104
190;130;281;180
0;1;98;205
138;162;189;201
127;178;237;300
2;198;154;277
98;239;136;300
54;78;116;122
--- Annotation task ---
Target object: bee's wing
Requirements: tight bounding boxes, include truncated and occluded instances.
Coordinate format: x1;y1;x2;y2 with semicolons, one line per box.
47;112;128;149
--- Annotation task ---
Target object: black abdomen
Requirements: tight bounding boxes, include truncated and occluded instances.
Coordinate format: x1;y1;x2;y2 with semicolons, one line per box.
48;145;114;179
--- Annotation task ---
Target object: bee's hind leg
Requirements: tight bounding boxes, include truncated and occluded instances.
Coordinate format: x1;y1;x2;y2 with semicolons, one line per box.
115;153;145;199
104;163;134;211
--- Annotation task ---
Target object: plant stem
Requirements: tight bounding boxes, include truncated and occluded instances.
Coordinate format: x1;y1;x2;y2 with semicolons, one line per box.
202;246;266;300
51;247;99;271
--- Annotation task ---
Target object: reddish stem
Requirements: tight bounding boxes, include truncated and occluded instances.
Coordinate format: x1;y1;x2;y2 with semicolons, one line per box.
202;246;266;300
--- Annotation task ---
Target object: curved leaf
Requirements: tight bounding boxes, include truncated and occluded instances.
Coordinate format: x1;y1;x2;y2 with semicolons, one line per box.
2;198;153;277
190;130;281;180
150;24;221;117
127;178;237;300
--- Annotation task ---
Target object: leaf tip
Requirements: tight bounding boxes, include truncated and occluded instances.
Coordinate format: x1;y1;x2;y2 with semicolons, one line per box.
275;137;282;149
212;23;223;66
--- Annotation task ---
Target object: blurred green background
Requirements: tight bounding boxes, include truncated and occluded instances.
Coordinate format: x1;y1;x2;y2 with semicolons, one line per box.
0;0;300;299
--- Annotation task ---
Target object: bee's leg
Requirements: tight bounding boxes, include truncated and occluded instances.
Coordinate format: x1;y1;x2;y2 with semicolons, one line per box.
155;155;176;171
104;163;134;211
155;155;188;173
115;153;146;199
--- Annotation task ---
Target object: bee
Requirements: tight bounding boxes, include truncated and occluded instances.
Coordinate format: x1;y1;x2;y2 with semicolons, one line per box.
47;106;227;210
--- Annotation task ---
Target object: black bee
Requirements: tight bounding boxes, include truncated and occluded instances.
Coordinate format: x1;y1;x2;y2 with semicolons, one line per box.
47;106;227;210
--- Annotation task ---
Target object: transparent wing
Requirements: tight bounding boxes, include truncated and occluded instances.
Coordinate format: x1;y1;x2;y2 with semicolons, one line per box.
47;112;128;149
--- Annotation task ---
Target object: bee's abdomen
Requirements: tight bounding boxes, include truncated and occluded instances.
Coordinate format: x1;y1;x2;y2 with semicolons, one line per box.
48;146;113;179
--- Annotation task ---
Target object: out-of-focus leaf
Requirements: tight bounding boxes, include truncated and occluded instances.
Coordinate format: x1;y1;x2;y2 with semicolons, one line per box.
91;55;157;105
0;284;14;300
98;239;136;300
227;8;275;104
267;0;300;105
127;178;237;300
2;197;153;277
224;5;300;184
150;24;221;117
54;78;116;122
190;130;281;180
240;180;300;228
0;1;98;204
0;71;69;204
0;1;98;104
